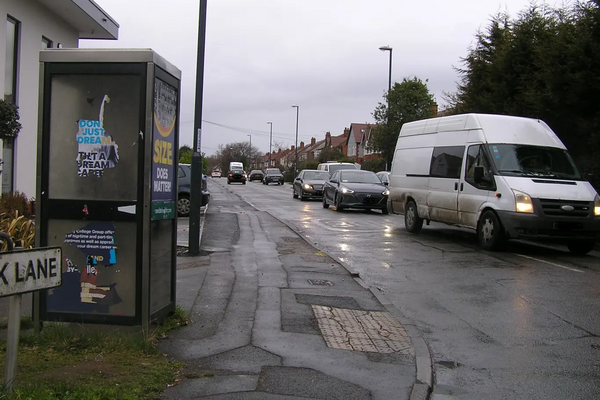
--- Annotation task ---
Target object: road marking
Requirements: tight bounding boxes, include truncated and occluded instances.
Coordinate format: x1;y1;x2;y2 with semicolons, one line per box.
516;254;583;273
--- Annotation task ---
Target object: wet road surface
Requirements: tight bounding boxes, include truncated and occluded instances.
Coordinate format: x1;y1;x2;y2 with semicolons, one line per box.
213;177;600;400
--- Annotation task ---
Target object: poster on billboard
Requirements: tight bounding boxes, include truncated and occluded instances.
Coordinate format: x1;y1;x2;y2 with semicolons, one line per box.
151;78;178;220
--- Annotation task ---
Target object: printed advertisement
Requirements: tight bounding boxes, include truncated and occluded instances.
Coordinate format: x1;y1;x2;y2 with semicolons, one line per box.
151;79;178;220
76;95;120;177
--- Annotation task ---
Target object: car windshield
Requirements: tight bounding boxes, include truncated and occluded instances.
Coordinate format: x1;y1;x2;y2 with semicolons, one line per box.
489;144;582;180
266;169;281;175
304;171;330;180
339;171;381;184
328;164;356;174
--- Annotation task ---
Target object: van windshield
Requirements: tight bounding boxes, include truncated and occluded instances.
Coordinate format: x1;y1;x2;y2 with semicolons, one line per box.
328;164;356;174
489;144;583;180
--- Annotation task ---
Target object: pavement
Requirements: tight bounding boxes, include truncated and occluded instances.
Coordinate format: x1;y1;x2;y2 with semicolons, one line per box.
159;184;433;400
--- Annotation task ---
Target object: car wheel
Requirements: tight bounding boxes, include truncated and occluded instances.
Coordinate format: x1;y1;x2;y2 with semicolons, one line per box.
293;187;298;199
404;200;423;233
177;195;190;217
567;241;595;255
322;194;329;209
335;194;344;212
227;180;231;185
300;191;306;201
477;210;505;251
382;204;389;215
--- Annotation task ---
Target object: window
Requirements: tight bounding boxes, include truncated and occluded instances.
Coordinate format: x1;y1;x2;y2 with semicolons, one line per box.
4;17;19;103
178;166;186;178
429;146;465;179
42;36;53;49
465;145;495;188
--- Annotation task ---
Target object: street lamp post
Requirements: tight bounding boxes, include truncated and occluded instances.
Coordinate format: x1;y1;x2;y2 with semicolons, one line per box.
267;122;273;167
291;105;299;178
247;134;252;168
379;45;393;171
189;0;208;255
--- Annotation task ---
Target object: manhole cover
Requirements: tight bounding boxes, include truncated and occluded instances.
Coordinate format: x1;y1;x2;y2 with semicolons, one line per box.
307;279;333;286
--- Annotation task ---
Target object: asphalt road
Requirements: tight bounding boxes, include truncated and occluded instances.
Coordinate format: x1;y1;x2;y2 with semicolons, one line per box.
211;177;600;400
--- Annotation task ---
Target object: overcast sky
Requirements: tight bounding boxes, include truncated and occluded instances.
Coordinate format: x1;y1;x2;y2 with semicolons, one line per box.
82;0;549;156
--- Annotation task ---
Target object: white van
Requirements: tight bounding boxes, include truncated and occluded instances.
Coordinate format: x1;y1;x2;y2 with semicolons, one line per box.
317;161;361;175
229;161;244;171
388;113;600;254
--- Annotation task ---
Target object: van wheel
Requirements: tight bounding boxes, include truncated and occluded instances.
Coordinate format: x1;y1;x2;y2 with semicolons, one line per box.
567;241;595;255
477;210;505;251
404;201;423;233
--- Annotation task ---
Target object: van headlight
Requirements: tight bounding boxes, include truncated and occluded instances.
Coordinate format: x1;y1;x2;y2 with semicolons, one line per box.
513;189;534;213
382;189;390;196
594;194;600;216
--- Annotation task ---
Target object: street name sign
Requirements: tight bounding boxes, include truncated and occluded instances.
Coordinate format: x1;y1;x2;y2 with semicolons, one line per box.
0;247;62;297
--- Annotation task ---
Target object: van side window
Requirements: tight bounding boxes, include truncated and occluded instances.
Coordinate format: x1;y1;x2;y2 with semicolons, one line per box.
430;146;465;179
465;145;495;189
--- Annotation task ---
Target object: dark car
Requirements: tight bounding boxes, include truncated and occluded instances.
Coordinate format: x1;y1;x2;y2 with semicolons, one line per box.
178;164;210;217
322;169;389;214
227;168;246;184
248;169;265;182
263;168;284;185
293;169;330;200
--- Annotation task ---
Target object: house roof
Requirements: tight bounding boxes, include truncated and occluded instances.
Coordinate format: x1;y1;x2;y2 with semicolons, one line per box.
345;123;370;146
331;132;348;148
37;0;119;39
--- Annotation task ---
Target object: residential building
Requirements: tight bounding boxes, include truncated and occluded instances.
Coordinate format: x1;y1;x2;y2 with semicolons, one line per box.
345;123;371;162
0;0;118;197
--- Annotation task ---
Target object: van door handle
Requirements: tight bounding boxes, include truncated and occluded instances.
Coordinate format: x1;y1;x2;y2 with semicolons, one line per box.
460;183;464;191
454;182;458;191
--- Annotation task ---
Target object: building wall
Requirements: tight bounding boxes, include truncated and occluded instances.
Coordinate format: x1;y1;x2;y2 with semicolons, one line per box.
1;0;79;198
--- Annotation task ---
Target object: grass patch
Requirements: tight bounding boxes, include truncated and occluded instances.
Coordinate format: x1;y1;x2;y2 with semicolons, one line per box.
0;307;189;399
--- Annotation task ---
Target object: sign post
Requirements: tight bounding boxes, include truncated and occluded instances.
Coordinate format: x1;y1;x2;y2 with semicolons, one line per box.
0;246;62;390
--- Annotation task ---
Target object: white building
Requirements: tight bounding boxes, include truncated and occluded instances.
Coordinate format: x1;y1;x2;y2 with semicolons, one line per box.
0;0;118;198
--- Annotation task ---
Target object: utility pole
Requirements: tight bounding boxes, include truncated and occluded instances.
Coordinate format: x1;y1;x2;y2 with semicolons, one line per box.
189;0;207;255
292;105;299;178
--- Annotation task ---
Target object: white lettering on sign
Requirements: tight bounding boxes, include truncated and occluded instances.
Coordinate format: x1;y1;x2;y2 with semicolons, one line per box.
0;247;62;297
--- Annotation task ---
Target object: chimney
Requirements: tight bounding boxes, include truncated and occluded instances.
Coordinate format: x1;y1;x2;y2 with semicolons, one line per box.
300;141;304;148
291;145;295;151
311;137;316;146
278;149;281;154
431;103;438;117
325;131;331;146
343;128;350;137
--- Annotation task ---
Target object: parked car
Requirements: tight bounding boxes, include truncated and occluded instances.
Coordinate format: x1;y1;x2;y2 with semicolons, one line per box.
227;168;246;184
263;168;284;185
293;169;330;200
376;171;390;185
178;164;210;217
388;113;600;254
211;171;221;178
317;161;361;176
248;169;265;182
322;169;389;214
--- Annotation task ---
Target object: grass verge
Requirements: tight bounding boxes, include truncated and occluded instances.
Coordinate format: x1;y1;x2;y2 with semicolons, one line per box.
0;307;188;400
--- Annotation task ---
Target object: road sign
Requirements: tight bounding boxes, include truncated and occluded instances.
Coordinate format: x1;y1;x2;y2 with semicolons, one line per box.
0;247;62;298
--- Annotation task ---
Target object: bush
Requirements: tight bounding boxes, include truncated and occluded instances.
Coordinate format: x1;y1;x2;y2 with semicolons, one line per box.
0;190;31;218
0;99;22;140
283;170;295;182
361;158;386;172
0;210;35;249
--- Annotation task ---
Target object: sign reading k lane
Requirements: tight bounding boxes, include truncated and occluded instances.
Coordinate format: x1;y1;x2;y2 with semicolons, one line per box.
0;247;62;297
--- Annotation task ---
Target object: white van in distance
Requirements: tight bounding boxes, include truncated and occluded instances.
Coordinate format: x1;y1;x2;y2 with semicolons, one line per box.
388;113;600;254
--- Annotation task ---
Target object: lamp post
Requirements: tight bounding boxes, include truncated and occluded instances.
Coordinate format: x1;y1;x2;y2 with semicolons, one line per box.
189;0;208;255
379;45;392;171
291;105;299;178
267;122;273;167
247;134;252;168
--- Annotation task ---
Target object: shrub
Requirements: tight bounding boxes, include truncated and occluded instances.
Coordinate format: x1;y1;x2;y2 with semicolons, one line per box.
361;158;386;172
0;190;31;218
0;99;22;141
0;210;35;249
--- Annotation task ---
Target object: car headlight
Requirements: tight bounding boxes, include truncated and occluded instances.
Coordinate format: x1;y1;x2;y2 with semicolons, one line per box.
594;194;600;216
341;187;354;194
513;189;534;213
382;189;390;196
303;183;313;190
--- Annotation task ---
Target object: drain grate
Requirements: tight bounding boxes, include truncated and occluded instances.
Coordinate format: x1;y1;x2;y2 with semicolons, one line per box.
307;279;333;286
312;305;413;355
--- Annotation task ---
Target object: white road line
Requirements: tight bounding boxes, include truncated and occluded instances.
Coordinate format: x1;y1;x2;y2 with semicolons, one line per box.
516;254;584;273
